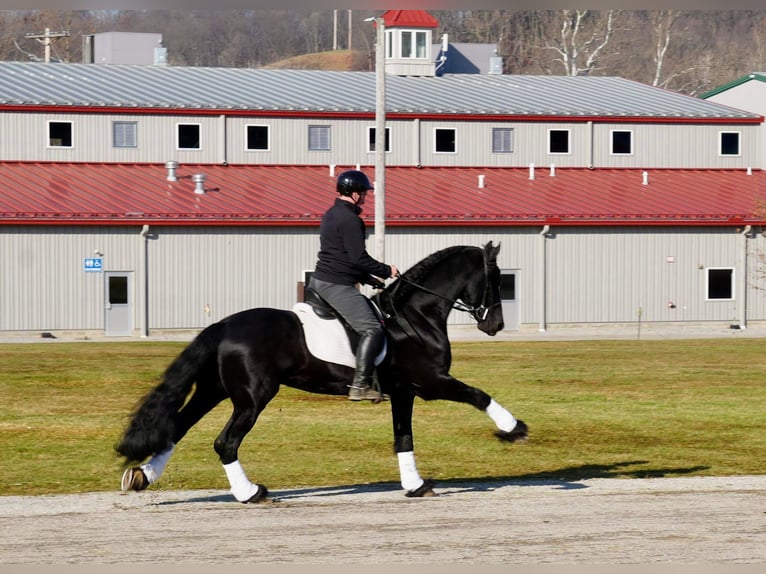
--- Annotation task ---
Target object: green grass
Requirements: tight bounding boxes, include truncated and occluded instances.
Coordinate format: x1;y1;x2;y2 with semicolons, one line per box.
1;338;764;496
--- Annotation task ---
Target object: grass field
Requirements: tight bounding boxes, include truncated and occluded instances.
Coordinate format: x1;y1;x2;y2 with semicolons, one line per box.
1;338;765;496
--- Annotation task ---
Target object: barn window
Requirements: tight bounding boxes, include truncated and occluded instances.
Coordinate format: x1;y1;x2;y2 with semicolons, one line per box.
548;129;570;154
492;128;514;153
434;128;456;153
719;131;740;156
246;125;269;151
611;130;632;155
48;121;72;148
177;124;200;150
367;127;390;152
500;273;516;300
401;30;427;59
706;268;734;300
308;125;331;151
113;122;137;148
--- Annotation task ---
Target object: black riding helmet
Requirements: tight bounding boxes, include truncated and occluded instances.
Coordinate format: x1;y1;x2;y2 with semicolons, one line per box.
336;170;373;197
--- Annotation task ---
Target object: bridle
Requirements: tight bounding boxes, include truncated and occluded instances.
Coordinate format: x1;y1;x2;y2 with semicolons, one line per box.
387;248;500;323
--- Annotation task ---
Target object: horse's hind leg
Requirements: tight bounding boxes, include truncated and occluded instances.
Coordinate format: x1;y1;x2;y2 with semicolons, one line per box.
390;391;435;497
216;404;274;503
215;357;280;503
121;380;226;492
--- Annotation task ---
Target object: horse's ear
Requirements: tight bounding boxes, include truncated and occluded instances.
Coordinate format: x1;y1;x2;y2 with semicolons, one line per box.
484;241;501;260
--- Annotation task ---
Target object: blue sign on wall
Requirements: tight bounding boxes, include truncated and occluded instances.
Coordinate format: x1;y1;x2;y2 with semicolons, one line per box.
84;258;103;272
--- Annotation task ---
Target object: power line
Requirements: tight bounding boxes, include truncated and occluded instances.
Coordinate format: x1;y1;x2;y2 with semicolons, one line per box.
25;28;70;63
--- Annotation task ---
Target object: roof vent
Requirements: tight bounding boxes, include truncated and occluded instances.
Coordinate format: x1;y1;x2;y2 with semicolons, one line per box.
192;174;207;194
529;163;535;180
165;161;179;182
642;171;649;185
478;175;485;188
549;164;556;177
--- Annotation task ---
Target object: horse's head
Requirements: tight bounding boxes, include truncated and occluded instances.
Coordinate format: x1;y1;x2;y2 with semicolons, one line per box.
380;242;505;337
464;241;504;336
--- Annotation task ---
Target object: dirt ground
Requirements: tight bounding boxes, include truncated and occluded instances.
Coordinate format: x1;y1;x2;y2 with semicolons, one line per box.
1;475;764;564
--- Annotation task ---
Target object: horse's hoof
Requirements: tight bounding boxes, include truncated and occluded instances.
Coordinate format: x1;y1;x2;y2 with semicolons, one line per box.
243;484;269;504
121;467;149;492
494;419;528;443
405;478;437;498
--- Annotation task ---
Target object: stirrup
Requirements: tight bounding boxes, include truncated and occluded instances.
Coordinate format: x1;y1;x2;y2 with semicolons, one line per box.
348;383;389;403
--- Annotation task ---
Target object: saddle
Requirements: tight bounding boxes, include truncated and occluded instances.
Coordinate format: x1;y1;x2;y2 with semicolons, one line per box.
292;287;387;369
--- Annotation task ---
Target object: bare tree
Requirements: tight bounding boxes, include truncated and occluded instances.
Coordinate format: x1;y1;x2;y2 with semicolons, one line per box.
541;10;622;76
650;10;681;87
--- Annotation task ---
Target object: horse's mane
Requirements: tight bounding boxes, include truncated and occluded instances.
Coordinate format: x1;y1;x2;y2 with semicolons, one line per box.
382;245;478;307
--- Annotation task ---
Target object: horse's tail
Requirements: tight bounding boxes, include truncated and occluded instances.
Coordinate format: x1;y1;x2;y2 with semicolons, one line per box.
115;322;223;464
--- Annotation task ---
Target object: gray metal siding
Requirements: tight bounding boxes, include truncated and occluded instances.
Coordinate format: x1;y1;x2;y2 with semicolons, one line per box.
705;80;766;170
0;226;141;331
542;226;763;325
5;224;766;335
0;112;220;163
591;123;759;169
1;111;760;168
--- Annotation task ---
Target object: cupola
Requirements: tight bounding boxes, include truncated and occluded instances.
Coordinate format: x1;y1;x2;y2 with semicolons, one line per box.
380;10;439;77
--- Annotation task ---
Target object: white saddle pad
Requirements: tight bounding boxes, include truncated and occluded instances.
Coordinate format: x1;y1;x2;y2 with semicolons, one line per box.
292;302;386;369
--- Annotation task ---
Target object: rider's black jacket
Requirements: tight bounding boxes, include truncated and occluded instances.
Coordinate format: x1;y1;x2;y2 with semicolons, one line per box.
313;198;391;286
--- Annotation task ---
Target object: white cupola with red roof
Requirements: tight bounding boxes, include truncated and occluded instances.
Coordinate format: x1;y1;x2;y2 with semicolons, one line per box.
380;10;439;76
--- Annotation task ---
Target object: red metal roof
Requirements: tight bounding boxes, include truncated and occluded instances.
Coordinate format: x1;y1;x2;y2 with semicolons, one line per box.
381;10;440;29
0;162;764;227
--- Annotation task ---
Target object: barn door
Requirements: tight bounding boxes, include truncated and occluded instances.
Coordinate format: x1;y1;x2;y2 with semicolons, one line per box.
500;270;519;331
104;272;133;336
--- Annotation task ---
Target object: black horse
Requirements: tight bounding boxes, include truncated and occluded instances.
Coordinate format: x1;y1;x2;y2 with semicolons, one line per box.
116;241;528;501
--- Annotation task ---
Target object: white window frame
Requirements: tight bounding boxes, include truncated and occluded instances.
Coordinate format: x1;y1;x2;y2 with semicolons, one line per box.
176;123;201;150
367;126;391;153
705;267;735;301
547;128;571;155
719;131;741;157
245;124;270;152
400;30;428;59
433;127;457;154
113;121;138;149
610;129;633;156
492;127;514;153
308;125;331;151
47;120;73;148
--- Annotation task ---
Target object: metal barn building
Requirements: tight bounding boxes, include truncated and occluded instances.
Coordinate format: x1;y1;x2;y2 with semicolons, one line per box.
3;163;766;338
2;10;766;338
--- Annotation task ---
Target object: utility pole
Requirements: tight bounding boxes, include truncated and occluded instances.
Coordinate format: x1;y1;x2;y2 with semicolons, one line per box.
25;27;70;63
333;10;338;50
373;16;386;262
347;10;352;51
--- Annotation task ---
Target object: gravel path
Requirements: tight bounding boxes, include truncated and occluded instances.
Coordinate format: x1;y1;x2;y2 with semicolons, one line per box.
2;475;764;564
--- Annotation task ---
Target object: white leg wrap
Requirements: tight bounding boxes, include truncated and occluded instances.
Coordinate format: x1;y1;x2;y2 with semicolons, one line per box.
397;451;424;492
223;460;261;502
486;399;517;433
140;443;175;485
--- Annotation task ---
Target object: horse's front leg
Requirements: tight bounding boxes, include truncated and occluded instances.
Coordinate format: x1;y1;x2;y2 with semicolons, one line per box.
389;390;436;497
419;373;528;443
486;397;529;443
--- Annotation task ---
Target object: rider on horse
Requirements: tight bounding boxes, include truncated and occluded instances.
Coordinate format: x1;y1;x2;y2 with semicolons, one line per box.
309;170;399;402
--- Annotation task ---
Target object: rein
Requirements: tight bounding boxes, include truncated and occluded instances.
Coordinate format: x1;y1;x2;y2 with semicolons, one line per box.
394;275;494;322
385;249;498;324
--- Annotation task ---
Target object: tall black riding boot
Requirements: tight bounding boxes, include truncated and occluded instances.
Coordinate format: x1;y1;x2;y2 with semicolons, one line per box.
349;329;385;402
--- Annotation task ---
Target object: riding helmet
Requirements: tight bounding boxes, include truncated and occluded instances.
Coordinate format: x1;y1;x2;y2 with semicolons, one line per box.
336;170;373;196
